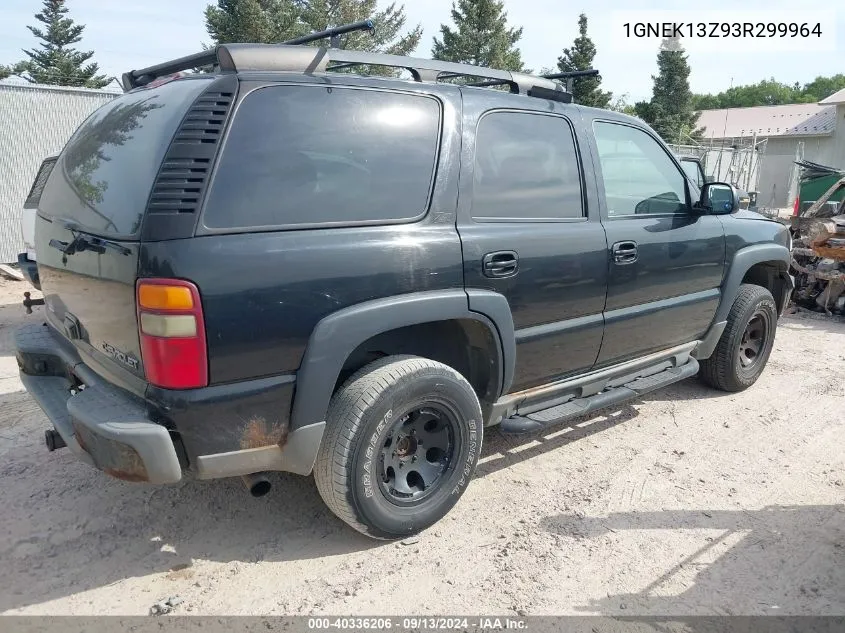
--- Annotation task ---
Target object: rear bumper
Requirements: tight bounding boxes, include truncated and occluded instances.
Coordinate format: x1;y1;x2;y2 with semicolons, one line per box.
15;322;324;484
16;323;181;483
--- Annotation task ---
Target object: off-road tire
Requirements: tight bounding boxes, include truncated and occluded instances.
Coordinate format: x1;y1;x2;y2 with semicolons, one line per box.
314;355;483;539
699;284;778;392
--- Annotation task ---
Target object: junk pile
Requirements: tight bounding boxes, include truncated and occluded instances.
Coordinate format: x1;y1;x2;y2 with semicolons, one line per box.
790;161;845;315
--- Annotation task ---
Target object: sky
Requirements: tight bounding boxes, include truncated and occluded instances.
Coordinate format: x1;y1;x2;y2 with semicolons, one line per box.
0;0;842;103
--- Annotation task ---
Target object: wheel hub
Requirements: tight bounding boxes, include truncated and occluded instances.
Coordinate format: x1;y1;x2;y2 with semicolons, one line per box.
378;406;456;505
738;312;768;369
395;434;418;458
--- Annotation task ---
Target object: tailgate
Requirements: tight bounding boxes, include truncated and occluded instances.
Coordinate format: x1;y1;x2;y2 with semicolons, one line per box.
36;215;144;386
33;76;215;390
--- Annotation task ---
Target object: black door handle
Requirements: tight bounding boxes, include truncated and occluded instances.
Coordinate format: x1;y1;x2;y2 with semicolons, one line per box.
611;241;638;265
482;251;518;278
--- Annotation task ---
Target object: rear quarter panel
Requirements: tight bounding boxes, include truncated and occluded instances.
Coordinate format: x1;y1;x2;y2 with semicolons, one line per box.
140;78;465;385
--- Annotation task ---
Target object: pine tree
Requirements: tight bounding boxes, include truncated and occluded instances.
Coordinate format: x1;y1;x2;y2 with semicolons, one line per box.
432;0;524;71
556;14;610;108
301;0;421;57
205;0;305;44
205;0;421;57
18;0;109;88
638;37;701;143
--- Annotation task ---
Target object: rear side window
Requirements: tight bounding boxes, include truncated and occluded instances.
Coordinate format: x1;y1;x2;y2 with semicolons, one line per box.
472;111;583;221
202;86;441;230
38;77;213;238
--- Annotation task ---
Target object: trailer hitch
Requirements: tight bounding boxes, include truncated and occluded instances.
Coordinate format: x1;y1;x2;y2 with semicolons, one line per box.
23;291;45;315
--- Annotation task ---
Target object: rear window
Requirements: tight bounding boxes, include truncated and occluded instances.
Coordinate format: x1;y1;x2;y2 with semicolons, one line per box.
38;77;212;238
201;85;441;230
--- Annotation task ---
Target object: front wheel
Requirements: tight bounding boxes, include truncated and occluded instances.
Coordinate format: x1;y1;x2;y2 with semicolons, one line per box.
699;284;778;392
314;356;483;539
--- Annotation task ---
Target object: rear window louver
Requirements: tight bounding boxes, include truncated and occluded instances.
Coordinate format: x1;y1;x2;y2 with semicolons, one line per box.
25;156;58;208
146;82;236;218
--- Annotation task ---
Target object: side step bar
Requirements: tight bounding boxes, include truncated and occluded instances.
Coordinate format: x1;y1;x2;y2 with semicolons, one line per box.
500;357;699;435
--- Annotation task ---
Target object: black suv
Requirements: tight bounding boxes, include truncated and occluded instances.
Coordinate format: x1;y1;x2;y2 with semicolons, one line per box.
16;32;793;539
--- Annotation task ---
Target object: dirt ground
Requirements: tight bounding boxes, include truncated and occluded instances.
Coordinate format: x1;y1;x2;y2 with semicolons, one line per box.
1;275;844;616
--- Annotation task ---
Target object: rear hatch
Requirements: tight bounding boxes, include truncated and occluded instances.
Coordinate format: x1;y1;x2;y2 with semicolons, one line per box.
35;76;214;393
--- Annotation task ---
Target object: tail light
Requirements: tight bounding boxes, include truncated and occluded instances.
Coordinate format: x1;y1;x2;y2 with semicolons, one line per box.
793;197;800;216
136;278;208;389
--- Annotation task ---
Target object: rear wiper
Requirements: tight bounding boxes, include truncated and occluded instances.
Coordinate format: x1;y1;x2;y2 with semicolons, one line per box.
48;221;131;257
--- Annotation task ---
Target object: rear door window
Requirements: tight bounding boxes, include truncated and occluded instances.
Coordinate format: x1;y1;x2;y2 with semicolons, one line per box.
38;77;213;238
472;111;584;221
202;85;441;230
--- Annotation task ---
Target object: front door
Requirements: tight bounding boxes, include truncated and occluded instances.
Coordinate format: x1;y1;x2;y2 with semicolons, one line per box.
589;119;726;366
457;94;608;393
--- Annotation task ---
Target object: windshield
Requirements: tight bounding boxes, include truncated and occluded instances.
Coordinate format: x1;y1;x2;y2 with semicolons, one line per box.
38;77;212;239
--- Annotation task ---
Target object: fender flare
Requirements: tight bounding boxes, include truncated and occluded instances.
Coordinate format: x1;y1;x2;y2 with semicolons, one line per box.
714;243;791;323
291;289;516;431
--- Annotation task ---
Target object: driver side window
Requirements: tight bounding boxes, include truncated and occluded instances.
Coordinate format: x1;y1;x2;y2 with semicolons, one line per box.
594;122;688;217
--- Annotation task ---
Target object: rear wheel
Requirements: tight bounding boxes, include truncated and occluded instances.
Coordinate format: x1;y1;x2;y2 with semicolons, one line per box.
699;284;778;392
314;356;483;539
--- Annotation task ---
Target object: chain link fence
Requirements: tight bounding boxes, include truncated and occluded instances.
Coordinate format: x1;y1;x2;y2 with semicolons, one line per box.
668;140;767;196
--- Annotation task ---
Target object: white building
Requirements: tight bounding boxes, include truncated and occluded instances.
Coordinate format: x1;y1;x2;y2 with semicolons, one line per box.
697;90;845;209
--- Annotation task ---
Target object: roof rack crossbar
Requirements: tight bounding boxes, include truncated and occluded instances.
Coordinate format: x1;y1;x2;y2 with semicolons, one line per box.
122;49;218;91
280;19;374;46
122;19;375;91
541;70;600;80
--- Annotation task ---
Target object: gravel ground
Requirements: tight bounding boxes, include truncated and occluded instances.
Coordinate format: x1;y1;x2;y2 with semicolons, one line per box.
1;276;844;616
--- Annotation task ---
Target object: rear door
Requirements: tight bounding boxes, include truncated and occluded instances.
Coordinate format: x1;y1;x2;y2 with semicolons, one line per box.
588;118;726;366
35;76;215;394
456;92;608;393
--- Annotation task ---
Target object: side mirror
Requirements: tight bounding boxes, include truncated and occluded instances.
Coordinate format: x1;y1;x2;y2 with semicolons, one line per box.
699;182;739;215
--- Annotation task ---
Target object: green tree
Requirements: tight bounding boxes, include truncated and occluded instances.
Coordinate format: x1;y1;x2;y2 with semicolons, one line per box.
607;94;636;116
0;61;35;81
556;14;610;108
205;0;421;57
802;74;845;102
301;0;421;56
692;74;845;111
432;0;525;71
691;93;722;110
16;0;108;88
639;37;701;143
205;0;307;44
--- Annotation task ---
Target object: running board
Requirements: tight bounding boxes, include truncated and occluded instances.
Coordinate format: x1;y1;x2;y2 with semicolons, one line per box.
499;358;699;435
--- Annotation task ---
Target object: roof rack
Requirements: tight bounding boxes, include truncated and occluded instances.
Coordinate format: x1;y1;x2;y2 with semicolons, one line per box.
543;69;600;93
121;19;375;91
122;19;582;105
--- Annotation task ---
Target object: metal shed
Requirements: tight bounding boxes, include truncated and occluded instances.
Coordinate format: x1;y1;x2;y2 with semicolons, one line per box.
0;81;119;263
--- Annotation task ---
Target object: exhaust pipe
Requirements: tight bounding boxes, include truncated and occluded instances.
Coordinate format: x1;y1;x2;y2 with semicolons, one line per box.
45;429;67;452
241;472;272;497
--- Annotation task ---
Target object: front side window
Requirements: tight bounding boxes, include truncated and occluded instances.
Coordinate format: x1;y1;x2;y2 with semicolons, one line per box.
202;86;441;230
594;122;688;217
472;111;583;221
